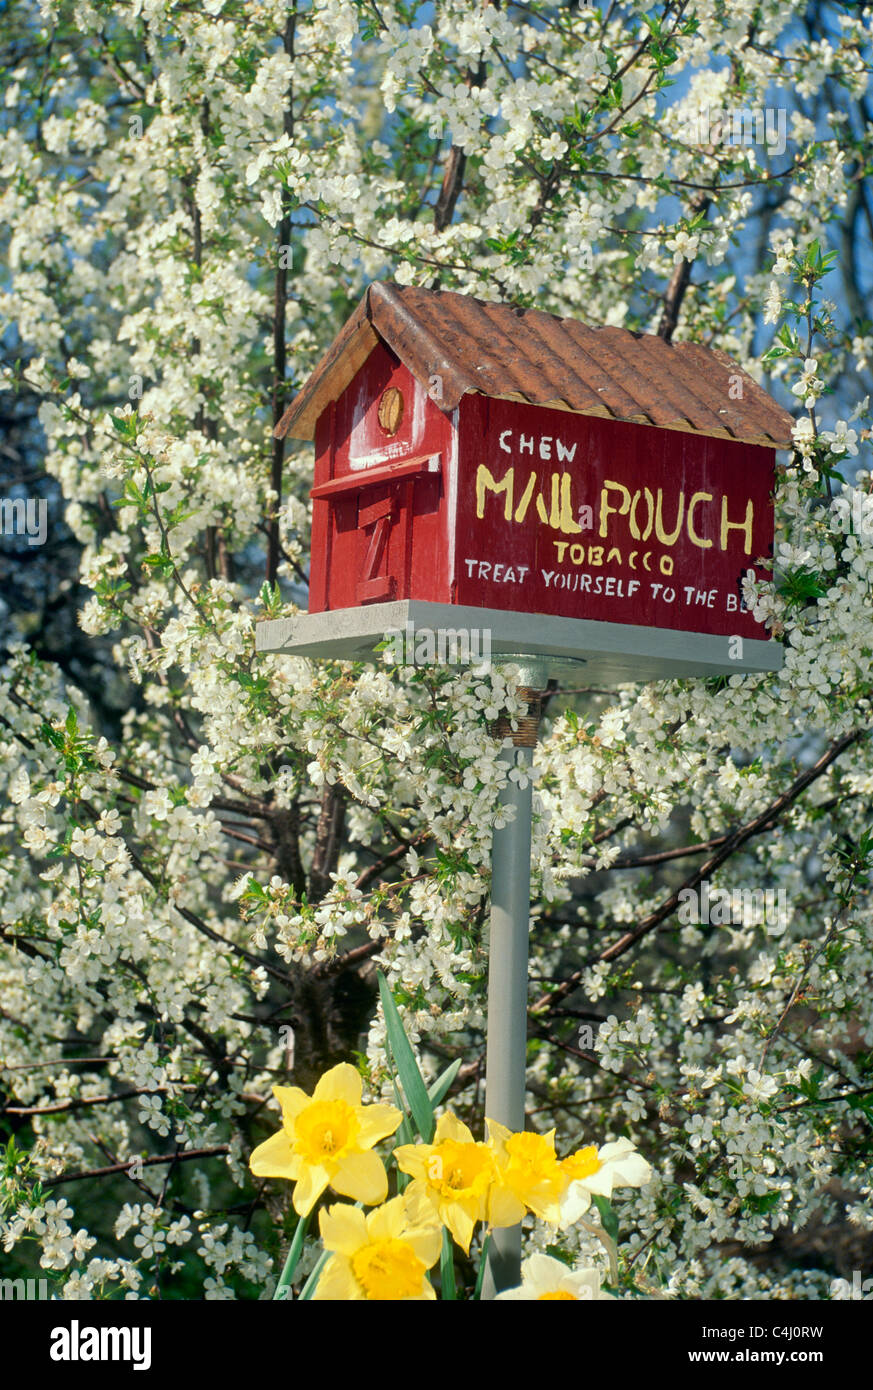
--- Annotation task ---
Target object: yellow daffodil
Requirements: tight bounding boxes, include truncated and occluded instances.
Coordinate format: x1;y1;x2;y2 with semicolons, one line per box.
558;1138;653;1225
486;1118;566;1226
249;1063;402;1216
313;1195;442;1300
394;1113;497;1253
495;1253;615;1301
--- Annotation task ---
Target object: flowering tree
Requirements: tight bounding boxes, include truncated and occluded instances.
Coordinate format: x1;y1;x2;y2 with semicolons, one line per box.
1;0;872;1300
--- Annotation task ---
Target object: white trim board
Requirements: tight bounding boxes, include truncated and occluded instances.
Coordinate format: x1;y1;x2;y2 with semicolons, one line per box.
255;601;783;682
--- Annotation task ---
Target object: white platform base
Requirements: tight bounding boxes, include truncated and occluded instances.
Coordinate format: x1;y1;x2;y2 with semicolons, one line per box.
255;601;783;682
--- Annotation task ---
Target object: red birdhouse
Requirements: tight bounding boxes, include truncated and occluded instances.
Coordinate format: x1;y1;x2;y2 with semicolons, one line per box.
268;282;794;678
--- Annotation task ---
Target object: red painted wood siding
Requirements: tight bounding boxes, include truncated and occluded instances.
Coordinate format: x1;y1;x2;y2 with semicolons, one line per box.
308;350;776;641
309;344;453;613
453;395;775;639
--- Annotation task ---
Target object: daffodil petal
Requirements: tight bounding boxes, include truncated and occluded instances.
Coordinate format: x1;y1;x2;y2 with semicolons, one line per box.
248;1130;299;1180
331;1149;388;1206
292;1161;331;1216
271;1085;311;1124
319;1202;369;1256
393;1143;427;1180
356;1103;403;1147
603;1151;653;1188
434;1112;475;1144
402;1179;441;1226
367;1194;413;1242
558;1180;593;1225
597;1139;635;1159
527;1194;563;1223
524;1253;571;1287
312;1062;363;1107
312;1253;364;1301
576;1168;615;1197
485;1117;511;1147
496;1254;612;1300
566;1268;610;1300
488;1185;527;1229
405;1226;442;1268
443;1200;476;1254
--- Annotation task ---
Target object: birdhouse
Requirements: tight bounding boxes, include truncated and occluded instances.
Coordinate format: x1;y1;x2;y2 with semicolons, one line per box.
260;282;794;680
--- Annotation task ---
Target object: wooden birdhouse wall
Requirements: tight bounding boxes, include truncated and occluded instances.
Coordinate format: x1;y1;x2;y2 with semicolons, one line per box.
309;343;454;613
307;337;776;643
453;394;776;640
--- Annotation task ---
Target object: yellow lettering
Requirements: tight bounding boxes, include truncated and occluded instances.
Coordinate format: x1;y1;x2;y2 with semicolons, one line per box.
654;489;685;546
476;465;513;521
687;492;713;549
720;496;754;554
629;487;654;541
559;474;582;534
548;474;561;529
599;480;631;538
514;470;537;523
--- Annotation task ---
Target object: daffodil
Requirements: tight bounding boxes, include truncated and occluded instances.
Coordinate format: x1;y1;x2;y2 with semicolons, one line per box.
495;1253;614;1301
558;1138;653;1225
486;1119;566;1226
249;1063;402;1216
394;1112;497;1253
313;1195;442;1300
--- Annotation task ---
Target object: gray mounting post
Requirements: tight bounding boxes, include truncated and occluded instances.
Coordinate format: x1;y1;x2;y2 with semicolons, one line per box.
481;658;552;1299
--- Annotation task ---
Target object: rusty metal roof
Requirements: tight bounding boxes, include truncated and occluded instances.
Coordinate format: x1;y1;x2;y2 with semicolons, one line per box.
275;281;795;448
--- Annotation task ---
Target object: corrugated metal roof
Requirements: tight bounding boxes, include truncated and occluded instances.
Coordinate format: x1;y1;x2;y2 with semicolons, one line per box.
275;281;795;448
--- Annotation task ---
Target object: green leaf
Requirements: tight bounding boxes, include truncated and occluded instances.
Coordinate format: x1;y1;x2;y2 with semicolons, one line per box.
377;970;434;1141
388;1072;414;1192
474;1233;491;1300
427;1058;462;1109
273;1212;310;1299
545;1243;576;1267
298;1249;330;1301
746;1189;782;1214
389;1059;459;1191
440;1228;456;1300
258;581;283;617
592;1193;619;1245
779;564;827;606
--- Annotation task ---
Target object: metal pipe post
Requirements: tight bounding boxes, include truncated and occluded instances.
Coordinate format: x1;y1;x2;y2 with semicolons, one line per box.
481;671;544;1298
